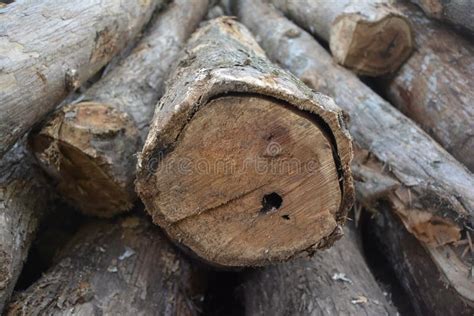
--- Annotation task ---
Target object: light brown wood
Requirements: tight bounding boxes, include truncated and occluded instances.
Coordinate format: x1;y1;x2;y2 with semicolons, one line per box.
6;216;206;316
0;0;164;157
271;0;414;76
136;17;354;267
28;0;209;217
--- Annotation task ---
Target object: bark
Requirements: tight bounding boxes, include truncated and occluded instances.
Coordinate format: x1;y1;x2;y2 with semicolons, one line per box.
240;223;398;316
28;0;209;217
367;204;474;316
411;0;474;35
235;0;474;305
6;216;206;316
0;143;54;312
271;0;414;76
382;2;474;171
136;17;354;267
0;0;165;157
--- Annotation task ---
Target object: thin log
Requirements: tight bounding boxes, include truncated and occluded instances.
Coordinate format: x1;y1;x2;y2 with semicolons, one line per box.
240;224;398;315
235;0;474;306
271;0;414;76
28;0;209;217
0;0;165;157
411;0;474;35
0;143;54;312
382;2;474;171
136;17;354;267
6;216;206;315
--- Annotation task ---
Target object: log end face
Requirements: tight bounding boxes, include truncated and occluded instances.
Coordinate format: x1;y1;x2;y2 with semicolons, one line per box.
139;95;352;266
330;12;414;76
29;102;140;217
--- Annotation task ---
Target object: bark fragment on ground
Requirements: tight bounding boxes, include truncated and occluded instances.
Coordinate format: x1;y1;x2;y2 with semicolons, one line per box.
136;17;354;267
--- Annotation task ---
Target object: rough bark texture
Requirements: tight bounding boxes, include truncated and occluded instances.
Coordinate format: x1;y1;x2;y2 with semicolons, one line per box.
6;216;206;316
271;0;414;76
368;205;474;316
0;143;54;312
411;0;474;35
382;2;474;171
0;0;165;157
28;0;208;217
239;224;397;316
235;0;474;305
136;17;354;267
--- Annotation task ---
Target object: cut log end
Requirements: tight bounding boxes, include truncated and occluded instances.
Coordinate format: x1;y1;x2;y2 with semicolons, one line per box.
140;95;346;266
330;13;413;76
29;102;140;217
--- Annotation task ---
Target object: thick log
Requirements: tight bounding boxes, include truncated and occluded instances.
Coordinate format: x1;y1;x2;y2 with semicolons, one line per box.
0;143;54;312
411;0;474;35
271;0;414;76
382;2;474;171
367;204;474;315
240;224;398;315
0;0;165;157
235;0;474;306
136;17;354;267
6;216;206;315
28;0;209;217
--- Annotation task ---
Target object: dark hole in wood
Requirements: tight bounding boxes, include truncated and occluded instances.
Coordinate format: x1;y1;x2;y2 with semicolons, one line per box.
281;214;290;220
260;192;282;214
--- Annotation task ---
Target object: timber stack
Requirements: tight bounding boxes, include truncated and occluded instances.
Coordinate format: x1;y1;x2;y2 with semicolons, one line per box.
0;0;472;315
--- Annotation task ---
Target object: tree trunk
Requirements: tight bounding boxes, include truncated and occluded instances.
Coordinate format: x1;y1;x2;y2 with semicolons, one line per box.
6;215;206;316
411;0;474;35
239;223;398;315
271;0;414;76
136;17;354;267
0;0;165;157
366;204;474;316
235;0;474;305
0;143;54;312
381;2;474;172
28;0;209;217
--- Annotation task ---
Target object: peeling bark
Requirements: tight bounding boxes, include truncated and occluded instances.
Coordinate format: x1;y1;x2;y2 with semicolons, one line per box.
6;216;206;316
240;224;398;316
136;17;354;267
0;143;54;312
382;2;474;171
28;0;209;217
271;0;414;76
0;0;165;157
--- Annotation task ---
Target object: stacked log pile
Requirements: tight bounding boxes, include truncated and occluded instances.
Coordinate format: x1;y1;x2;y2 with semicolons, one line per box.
0;0;472;315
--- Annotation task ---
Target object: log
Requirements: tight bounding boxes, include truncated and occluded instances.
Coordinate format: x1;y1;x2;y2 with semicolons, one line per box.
136;17;354;267
6;216;206;315
382;2;474;171
239;223;398;315
411;0;474;35
271;0;414;76
0;0;165;157
28;0;209;217
366;204;474;315
0;143;54;312
235;0;474;306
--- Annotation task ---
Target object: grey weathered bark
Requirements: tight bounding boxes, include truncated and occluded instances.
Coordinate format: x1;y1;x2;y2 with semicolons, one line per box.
411;0;474;35
28;0;209;217
235;0;474;306
0;0;165;157
368;205;474;316
240;223;398;316
0;143;54;312
6;216;206;316
382;2;474;171
136;17;354;267
271;0;414;76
